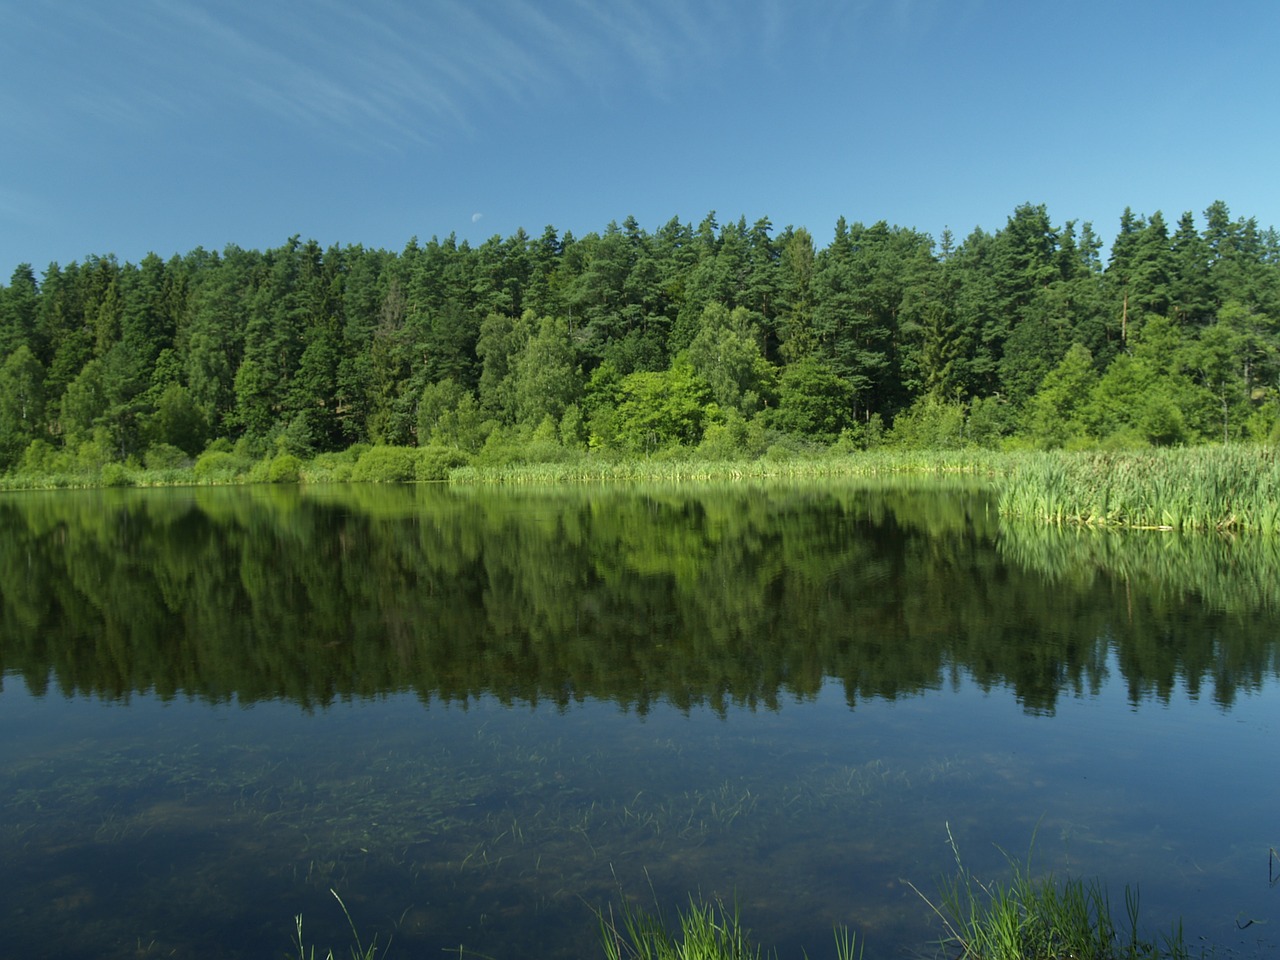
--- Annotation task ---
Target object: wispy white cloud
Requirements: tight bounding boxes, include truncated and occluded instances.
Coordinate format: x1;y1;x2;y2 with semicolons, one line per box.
4;2;846;154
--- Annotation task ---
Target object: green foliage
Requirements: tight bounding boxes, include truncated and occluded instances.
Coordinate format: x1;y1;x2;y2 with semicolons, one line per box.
147;382;209;455
998;446;1280;532
770;356;854;440
427;391;489;453
414;444;469;481
887;396;968;449
0;344;46;469
966;396;1015;448
924;829;1189;960
350;445;420;482
267;454;303;484
599;896;771;960
98;462;133;487
301;445;369;482
692;407;769;460
513;314;580;429
3;200;1279;480
20;438;71;475
832;414;885;452
1023;343;1098;449
193;450;244;482
684;303;776;417
273;414;318;459
143;443;190;470
417;377;468;443
603;361;711;454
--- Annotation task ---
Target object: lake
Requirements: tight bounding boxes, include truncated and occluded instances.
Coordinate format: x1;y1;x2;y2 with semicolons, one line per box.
1;480;1278;959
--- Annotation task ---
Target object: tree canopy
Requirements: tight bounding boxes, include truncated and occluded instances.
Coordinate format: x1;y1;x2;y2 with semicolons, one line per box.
1;201;1278;474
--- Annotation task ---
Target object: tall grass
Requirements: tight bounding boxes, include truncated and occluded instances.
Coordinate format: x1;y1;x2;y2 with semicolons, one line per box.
912;828;1190;960
998;446;1280;533
286;859;1194;960
598;895;860;960
6;443;1279;538
293;889;383;960
453;449;997;485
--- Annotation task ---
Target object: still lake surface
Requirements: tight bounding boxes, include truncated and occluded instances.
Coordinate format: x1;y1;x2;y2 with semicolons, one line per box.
1;480;1278;959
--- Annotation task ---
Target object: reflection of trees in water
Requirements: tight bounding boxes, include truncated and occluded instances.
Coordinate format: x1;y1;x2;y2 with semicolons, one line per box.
998;522;1280;707
0;482;1276;713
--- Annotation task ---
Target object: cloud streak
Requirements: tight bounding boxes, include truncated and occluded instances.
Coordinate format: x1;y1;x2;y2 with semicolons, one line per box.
7;0;808;154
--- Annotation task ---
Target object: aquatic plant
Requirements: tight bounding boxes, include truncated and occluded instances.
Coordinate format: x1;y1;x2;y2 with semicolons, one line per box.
597;895;861;960
452;448;997;485
912;827;1191;960
294;889;384;960
998;446;1280;533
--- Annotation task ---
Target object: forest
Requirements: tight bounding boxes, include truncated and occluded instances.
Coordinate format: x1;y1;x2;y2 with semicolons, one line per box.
0;201;1278;476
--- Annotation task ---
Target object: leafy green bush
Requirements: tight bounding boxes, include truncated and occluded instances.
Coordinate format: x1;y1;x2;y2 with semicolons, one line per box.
415;445;469;481
99;463;133;487
887;396;968;449
267;454;302;483
193;451;243;482
144;443;191;470
350;446;419;482
20;439;75;474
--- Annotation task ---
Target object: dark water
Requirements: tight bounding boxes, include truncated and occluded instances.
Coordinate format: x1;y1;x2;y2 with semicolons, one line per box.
1;481;1278;959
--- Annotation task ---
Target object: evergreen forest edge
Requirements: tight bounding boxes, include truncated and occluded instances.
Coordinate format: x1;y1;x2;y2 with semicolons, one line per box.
2;201;1280;497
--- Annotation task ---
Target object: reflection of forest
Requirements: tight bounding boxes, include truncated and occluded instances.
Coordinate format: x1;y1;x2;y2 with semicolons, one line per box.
1;482;1276;713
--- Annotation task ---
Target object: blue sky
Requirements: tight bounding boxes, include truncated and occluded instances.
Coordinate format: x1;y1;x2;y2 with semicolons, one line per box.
2;0;1278;276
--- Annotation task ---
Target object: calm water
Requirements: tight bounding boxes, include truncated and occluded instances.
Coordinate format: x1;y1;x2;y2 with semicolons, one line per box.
1;481;1278;959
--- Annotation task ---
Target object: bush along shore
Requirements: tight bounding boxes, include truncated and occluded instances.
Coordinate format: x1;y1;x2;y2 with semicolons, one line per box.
3;442;1278;535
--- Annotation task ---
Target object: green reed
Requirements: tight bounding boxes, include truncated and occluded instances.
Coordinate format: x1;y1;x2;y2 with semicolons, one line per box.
598;895;860;960
913;828;1191;960
293;889;384;960
453;449;997;485
998;446;1280;533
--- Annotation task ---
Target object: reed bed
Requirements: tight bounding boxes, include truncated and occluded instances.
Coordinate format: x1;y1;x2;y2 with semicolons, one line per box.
451;449;997;485
997;446;1280;533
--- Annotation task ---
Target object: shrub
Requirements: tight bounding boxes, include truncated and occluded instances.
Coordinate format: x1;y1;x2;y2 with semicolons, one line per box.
267;454;302;483
351;446;419;482
144;443;191;470
99;462;133;487
193;451;242;482
20;439;74;474
415;445;469;481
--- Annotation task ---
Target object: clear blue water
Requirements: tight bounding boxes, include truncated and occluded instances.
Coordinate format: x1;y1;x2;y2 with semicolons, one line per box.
1;482;1277;959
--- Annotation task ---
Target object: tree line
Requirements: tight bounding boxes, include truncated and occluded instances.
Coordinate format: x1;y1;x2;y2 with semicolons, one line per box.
1;201;1278;473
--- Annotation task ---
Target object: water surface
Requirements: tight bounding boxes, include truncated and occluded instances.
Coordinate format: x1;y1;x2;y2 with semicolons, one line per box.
1;482;1278;959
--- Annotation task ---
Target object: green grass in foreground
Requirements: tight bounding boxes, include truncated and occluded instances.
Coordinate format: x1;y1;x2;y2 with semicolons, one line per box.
911;828;1190;960
598;895;861;960
294;890;383;960
299;848;1195;960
